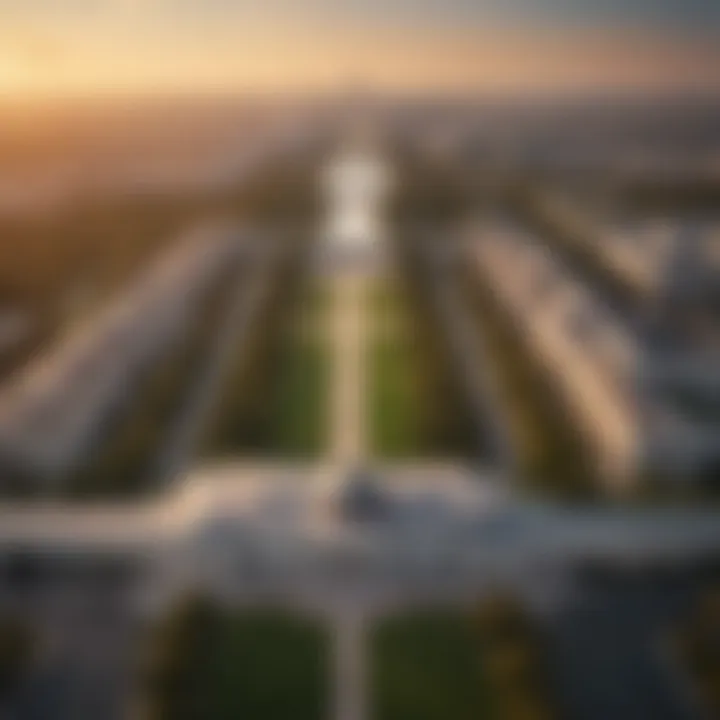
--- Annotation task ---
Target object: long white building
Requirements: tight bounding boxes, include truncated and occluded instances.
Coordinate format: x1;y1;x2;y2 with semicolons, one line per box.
531;189;720;301
470;221;720;492
0;224;245;489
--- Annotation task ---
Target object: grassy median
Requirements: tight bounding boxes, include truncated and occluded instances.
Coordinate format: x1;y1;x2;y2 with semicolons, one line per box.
265;282;329;457
368;279;427;457
202;269;329;460
371;610;491;720
141;600;329;720
368;266;477;461
372;599;559;720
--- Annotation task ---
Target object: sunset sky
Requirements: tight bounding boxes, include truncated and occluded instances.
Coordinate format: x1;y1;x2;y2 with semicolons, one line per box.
1;0;720;96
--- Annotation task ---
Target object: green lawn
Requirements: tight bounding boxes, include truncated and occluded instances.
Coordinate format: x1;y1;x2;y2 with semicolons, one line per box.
368;277;475;459
201;263;329;460
265;282;329;457
142;602;329;720
368;281;427;458
371;610;491;720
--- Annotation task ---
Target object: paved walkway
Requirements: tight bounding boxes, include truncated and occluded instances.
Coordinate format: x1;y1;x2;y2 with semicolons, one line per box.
329;271;368;464
324;139;389;720
332;610;369;720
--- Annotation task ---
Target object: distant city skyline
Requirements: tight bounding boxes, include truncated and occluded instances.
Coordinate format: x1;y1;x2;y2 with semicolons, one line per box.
1;0;720;96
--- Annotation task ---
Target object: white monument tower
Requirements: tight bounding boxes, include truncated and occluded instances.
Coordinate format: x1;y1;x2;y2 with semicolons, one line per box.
322;131;392;268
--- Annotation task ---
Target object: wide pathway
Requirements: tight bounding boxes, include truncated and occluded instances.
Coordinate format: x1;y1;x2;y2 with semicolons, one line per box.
332;609;369;720
329;271;368;464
